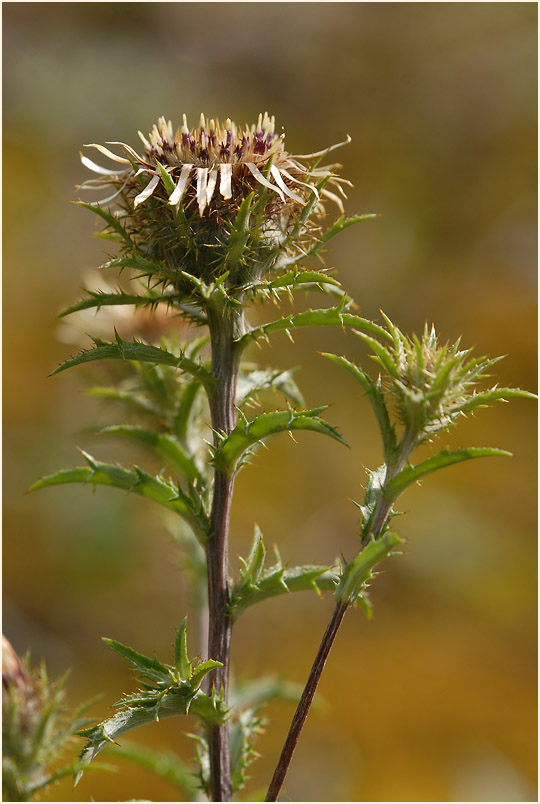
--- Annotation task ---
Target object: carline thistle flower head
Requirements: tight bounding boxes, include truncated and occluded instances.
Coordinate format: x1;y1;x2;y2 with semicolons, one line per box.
82;112;350;216
79;113;351;291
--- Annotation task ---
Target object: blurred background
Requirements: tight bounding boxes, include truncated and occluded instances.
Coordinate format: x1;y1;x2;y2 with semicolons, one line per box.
3;3;537;801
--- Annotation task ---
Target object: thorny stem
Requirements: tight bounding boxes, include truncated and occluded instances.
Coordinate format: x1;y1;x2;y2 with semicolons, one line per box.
205;301;245;802
266;433;416;801
265;602;348;802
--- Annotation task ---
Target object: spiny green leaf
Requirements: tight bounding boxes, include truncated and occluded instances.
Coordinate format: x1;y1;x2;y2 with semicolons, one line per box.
237;305;390;353
267;269;341;290
107;630;222;693
245;269;342;297
59;290;178;318
353;330;401;379
385;446;512;500
99;252;177;283
453;387;537;414
52;336;214;394
189;660;223;691
74;623;227;785
335;532;403;607
74;687;226;785
29;454;209;540
230;565;338;619
98;425;200;482
230;528;338;620
77;201;132;245
277;213;376;269
178;270;207;294
101;638;171;683
261;280;348;303
282;174;365;245
212;408;346;474
322;353;397;462
313;213;377;251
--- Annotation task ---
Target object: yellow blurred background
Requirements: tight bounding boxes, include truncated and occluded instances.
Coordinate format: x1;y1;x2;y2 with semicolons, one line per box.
3;3;537;801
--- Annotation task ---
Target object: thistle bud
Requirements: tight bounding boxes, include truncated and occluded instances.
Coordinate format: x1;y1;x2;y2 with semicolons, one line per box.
3;635;90;802
357;318;516;448
2;635;31;701
3;635;45;800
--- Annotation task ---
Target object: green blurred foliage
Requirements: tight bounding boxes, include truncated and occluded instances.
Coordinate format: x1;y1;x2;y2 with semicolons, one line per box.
3;3;536;801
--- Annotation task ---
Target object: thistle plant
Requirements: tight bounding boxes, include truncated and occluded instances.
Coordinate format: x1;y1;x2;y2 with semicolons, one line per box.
2;636;99;802
28;112;534;803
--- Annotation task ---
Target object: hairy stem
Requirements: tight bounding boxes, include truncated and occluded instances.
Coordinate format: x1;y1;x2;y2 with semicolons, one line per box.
205;301;245;802
265;602;348;802
368;430;417;541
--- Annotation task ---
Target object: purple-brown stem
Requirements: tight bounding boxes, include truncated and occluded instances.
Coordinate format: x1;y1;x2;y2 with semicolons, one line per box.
265;601;348;802
265;432;413;801
205;302;244;802
206;470;234;801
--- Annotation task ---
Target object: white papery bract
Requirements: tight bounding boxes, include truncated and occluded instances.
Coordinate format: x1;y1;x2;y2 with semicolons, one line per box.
80;112;350;217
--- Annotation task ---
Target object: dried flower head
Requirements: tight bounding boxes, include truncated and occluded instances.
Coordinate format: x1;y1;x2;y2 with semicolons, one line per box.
78;113;351;293
81;112;349;217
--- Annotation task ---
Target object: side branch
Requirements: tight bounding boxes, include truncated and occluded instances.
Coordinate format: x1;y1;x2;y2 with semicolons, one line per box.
265;602;348;802
206;469;234;801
